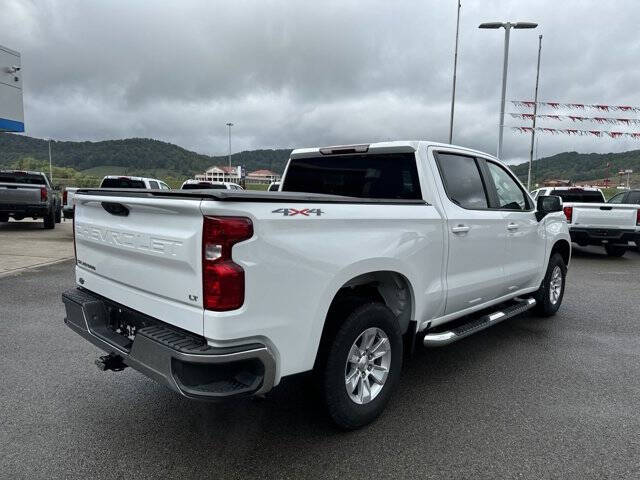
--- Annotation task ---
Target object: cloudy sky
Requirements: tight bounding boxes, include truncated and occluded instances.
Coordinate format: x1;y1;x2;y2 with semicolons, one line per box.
2;0;640;164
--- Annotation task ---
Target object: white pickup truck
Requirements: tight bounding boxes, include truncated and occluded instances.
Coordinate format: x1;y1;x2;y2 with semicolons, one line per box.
62;141;570;429
532;186;640;256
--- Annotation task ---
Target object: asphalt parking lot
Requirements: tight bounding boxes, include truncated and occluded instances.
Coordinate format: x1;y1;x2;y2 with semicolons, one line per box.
2;248;640;479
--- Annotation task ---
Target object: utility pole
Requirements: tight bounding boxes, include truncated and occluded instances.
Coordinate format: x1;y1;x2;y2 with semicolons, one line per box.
48;139;53;184
527;34;543;191
479;21;538;159
226;122;234;168
448;0;461;144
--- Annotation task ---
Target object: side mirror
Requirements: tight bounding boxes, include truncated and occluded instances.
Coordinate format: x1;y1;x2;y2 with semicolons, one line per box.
536;195;563;221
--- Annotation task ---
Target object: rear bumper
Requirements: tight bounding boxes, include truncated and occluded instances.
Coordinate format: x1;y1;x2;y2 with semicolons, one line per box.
569;227;639;247
62;288;277;400
0;203;48;217
62;206;74;219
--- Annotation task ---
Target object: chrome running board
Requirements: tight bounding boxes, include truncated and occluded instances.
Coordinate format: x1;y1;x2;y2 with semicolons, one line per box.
422;297;536;348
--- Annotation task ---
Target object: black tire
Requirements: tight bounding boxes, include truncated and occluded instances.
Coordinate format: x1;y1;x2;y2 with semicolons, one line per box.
318;302;403;430
55;207;62;223
604;245;626;257
533;253;567;317
43;208;55;229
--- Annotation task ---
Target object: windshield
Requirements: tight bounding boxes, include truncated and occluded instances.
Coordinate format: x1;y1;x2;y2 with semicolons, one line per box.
0;172;46;185
100;178;146;188
550;189;604;203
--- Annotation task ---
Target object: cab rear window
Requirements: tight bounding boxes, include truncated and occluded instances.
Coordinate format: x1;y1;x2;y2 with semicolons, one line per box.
550;189;604;203
0;173;46;185
100;178;146;189
282;153;421;199
182;183;227;190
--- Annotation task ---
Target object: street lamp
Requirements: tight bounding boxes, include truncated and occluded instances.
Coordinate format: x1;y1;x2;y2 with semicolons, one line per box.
226;122;234;168
48;139;53;183
479;21;538;159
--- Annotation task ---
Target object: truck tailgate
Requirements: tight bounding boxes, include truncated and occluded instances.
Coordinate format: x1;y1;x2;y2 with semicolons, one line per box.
571;203;639;229
0;183;42;204
74;193;204;335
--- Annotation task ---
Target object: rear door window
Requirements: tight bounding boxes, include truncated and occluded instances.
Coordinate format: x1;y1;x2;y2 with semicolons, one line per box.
282;153;421;200
435;153;488;209
148;181;159;189
550;189;605;203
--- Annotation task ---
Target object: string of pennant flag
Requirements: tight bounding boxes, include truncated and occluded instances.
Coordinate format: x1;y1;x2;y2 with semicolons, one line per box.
511;101;640;112
512;126;640;139
509;113;640;126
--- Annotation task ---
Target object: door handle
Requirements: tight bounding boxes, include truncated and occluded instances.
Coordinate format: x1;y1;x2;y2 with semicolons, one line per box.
451;224;470;234
506;223;519;231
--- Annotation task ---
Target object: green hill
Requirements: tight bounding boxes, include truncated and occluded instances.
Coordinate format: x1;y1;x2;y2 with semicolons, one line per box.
511;150;640;186
0;134;292;178
2;134;638;188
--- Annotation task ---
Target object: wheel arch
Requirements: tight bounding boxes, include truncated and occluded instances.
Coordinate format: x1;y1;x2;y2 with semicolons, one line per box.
313;270;415;369
550;239;571;267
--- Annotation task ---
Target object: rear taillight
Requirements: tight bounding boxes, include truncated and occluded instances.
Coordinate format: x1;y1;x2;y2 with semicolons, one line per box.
636;209;640;226
40;187;47;202
563;206;573;223
202;216;253;311
63;190;68;205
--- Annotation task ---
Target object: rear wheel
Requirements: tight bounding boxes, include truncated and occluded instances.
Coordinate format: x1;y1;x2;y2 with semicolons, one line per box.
318;302;402;430
55;207;62;223
533;253;567;317
604;245;626;257
43;208;55;229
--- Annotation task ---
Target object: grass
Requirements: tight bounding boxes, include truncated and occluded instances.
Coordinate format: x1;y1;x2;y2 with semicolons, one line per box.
245;183;269;191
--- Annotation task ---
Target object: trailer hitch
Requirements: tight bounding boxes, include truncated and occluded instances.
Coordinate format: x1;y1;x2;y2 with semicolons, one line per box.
95;353;127;372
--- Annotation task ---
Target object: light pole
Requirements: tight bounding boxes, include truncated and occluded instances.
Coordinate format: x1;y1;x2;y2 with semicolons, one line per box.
48;139;53;183
479;21;538;159
448;0;461;144
625;169;633;189
226;122;234;168
527;34;543;191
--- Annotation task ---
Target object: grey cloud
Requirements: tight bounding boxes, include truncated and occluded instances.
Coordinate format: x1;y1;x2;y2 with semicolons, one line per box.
2;0;640;161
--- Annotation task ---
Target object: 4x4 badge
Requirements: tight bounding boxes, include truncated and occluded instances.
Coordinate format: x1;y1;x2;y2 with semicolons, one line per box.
272;208;323;216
